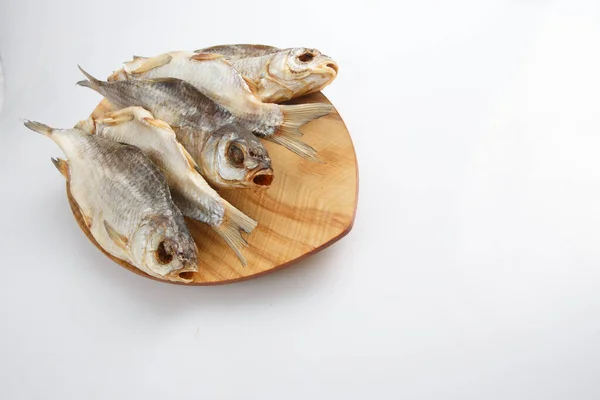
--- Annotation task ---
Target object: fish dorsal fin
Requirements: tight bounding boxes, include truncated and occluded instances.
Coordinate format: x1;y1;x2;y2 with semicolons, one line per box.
142;117;172;131
51;157;69;179
104;221;129;250
179;143;202;174
191;52;223;61
132;55;147;60
242;76;261;97
98;109;135;126
129;54;172;75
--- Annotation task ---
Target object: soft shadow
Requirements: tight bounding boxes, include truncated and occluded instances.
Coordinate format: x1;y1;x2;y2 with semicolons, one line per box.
44;185;351;317
104;240;347;316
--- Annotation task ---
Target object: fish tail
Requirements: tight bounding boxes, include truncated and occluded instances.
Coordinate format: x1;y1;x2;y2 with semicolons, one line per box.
279;103;333;137
76;65;104;94
212;201;257;266
272;103;331;161
265;132;322;162
23;120;54;137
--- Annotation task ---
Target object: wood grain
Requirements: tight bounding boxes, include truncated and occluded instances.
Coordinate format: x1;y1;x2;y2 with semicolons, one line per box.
67;92;358;285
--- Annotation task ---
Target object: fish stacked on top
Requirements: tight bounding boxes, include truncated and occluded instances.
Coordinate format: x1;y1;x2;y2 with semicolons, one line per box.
24;45;338;283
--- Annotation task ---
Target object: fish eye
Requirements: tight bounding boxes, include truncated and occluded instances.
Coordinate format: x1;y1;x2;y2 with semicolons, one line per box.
227;143;245;167
298;52;315;63
155;241;174;265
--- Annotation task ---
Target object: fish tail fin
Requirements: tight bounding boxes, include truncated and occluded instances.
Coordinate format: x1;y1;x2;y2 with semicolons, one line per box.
212;201;257;266
265;131;322;162
279;103;333;137
76;65;103;94
24;120;54;137
271;102;331;161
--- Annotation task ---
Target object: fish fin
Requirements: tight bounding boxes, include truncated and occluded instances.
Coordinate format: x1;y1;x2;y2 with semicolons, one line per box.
212;201;257;266
103;221;129;250
76;66;103;94
132;55;147;60
195;44;280;57
74;117;96;133
129;54;172;75
242;76;261;97
265;133;322;162
191;52;223;61
178;144;202;174
142;117;172;131
259;77;294;102
24;120;54;136
103;107;137;120
279;103;333;137
107;69;126;82
98;110;135;126
80;209;93;228
51;157;69;179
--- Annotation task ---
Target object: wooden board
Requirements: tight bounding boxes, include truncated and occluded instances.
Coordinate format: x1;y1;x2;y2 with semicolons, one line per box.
67;92;358;285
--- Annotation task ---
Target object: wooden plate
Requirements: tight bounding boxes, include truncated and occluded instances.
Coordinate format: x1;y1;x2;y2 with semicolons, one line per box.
67;92;358;285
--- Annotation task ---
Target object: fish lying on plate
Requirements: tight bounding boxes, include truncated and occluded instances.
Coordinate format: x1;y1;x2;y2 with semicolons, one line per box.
196;45;339;103
108;51;332;160
77;67;273;189
24;121;198;283
93;106;256;265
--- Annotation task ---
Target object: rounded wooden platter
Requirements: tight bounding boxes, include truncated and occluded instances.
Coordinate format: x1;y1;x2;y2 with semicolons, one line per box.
67;92;358;285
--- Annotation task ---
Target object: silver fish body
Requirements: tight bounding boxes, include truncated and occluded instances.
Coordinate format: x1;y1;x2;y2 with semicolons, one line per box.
109;51;332;160
77;68;273;189
24;121;198;282
196;45;339;103
198;44;281;60
94;107;257;265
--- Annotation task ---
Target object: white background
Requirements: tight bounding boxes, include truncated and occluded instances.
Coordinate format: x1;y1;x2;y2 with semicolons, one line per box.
2;0;600;398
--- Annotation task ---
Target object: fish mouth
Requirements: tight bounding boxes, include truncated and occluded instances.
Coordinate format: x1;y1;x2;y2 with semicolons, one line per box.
315;60;338;76
247;168;274;187
166;267;197;283
325;62;339;75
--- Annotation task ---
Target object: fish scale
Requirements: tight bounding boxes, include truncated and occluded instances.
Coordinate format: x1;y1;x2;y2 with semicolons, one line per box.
23;121;198;282
94;106;257;265
109;51;332;161
77;68;274;189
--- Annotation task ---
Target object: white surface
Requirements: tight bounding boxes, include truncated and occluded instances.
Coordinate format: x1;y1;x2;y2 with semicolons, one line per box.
0;58;4;113
2;0;600;398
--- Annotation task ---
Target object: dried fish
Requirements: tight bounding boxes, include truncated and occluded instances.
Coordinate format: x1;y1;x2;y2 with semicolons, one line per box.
196;45;338;103
109;51;332;160
198;44;280;59
24;121;198;282
77;67;273;189
94;107;256;265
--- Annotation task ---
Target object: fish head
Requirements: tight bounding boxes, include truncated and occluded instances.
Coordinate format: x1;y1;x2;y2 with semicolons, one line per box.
131;215;198;283
268;48;339;97
201;125;273;189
